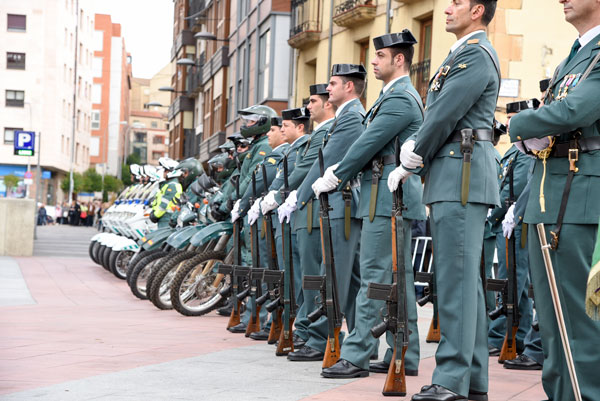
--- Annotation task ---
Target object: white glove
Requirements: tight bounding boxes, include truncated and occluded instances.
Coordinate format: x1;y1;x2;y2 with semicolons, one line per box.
278;190;297;224
261;190;279;215
487;208;493;219
502;204;516;239
523;136;551;152
400;140;423;170
387;166;413;192
231;199;241;222
248;197;262;225
312;164;339;197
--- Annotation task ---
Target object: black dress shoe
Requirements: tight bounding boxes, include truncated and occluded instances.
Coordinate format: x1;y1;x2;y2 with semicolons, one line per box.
503;354;542;370
321;359;369;379
468;390;488;401
369;361;418;376
411;384;466;401
217;304;232;316
293;334;306;349
287;345;324;361
227;322;247;333
488;346;500;356
249;329;269;341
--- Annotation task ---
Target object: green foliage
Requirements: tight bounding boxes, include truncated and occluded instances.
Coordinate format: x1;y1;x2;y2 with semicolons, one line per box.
3;174;20;192
82;168;102;192
60;172;83;194
103;175;123;193
121;153;142;186
126;153;141;165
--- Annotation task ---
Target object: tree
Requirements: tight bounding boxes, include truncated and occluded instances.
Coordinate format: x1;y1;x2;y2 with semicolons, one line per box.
103;175;123;194
126;153;141;165
3;174;19;197
82;168;102;192
122;153;142;186
60;172;83;195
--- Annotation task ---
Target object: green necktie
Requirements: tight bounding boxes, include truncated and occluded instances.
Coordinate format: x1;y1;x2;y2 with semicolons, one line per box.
566;39;581;64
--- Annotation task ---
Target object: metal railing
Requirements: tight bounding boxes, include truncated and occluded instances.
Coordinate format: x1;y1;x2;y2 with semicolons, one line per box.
334;0;374;17
410;59;431;100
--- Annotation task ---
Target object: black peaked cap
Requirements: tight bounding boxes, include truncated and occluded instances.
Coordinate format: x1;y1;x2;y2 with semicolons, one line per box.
331;64;367;80
373;29;417;50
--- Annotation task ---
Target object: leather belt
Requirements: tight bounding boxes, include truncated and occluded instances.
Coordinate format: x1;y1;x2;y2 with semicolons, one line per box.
447;129;494;143
550;136;600;157
381;154;396;165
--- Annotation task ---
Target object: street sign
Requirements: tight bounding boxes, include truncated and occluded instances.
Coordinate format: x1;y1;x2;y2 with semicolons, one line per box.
14;130;35;156
24;171;33;179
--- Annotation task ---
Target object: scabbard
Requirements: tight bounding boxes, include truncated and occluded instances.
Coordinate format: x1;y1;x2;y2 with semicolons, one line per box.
307;199;313;234
344;205;351;240
461;161;471;206
521;223;528;249
369;181;378;222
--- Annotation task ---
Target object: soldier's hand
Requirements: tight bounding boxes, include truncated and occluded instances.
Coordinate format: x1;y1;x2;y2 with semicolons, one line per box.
387;166;412;192
231;200;241;222
502;204;516;239
248;198;261;225
261;190;279;215
400;140;423;169
278;190;297;224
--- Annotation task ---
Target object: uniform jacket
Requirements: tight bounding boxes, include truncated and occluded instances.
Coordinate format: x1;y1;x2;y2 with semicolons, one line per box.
409;32;501;207
296;98;365;221
334;76;426;220
237;135;272;198
509;33;600;224
269;137;307;193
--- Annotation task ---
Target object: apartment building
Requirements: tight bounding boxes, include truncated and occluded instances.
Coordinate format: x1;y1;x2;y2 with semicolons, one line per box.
0;1;94;203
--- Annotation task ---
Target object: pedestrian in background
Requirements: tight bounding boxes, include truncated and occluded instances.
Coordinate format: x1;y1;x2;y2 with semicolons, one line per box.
37;204;47;226
54;204;62;225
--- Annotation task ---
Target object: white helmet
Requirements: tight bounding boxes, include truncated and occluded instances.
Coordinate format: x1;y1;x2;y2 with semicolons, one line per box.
129;164;142;180
143;165;161;182
158;157;179;171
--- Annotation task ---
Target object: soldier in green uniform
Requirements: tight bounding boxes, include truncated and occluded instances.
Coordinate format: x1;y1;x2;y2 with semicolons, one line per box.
149;163;185;228
388;1;501;400
313;31;426;379
289;64;366;362
508;1;600;399
227;104;276;334
270;86;336;348
487;100;536;356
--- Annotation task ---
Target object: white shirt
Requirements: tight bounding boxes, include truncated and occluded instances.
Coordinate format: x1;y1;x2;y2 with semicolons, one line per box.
450;30;485;53
314;117;335;132
577;24;600;50
335;98;355;118
382;74;409;94
272;143;286;152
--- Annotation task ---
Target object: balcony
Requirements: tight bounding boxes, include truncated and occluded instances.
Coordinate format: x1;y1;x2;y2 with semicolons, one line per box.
171;30;196;61
288;0;321;49
332;0;376;28
186;53;206;95
410;59;431;101
168;96;195;121
201;46;229;85
198;131;226;162
188;0;209;31
183;129;199;158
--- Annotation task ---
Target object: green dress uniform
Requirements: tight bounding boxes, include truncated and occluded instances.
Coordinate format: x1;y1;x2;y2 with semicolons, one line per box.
284;117;333;342
487;145;534;352
296;97;365;352
238;135;272;198
508;32;600;401
408;31;501;396
483;149;502;317
333;75;426;372
151;178;183;228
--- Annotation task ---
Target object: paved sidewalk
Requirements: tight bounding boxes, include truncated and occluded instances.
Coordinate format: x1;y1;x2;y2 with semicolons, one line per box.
0;226;545;400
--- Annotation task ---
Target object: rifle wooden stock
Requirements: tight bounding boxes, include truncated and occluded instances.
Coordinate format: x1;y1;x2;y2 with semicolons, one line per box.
245;304;262;335
499;326;518;362
227;301;242;328
275;318;295;356
322;327;341;369
382;346;407;397
268;308;283;343
426;317;441;343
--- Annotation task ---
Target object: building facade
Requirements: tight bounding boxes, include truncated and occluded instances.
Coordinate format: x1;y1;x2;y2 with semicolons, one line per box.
289;0;574;152
0;1;95;204
90;14;132;178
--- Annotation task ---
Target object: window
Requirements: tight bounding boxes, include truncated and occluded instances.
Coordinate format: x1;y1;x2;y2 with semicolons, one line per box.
5;90;24;107
153;136;164;144
92;57;102;77
134;132;146;143
7;14;26;32
7;52;25;69
92;84;102;104
90;136;99;156
152;151;162;160
93;30;103;51
4;127;22;144
91;110;100;130
257;31;271;101
151;121;158;128
213;95;222;133
359;40;369;108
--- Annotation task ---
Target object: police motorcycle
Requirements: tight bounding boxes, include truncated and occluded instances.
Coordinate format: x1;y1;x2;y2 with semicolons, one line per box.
90;165;161;279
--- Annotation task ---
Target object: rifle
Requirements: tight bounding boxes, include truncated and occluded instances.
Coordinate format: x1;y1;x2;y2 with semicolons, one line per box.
276;155;298;356
219;165;243;329
415;268;440;343
367;138;408;396
244;171;263;336
316;148;342;368
259;163;283;343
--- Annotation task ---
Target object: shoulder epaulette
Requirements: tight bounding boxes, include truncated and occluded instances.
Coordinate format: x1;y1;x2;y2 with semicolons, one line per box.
467;39;480;45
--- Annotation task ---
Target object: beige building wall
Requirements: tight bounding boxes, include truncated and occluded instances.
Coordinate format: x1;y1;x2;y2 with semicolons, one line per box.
292;0;576;154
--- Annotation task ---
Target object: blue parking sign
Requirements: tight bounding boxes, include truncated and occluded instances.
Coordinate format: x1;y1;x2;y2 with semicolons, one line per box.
14;130;35;156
